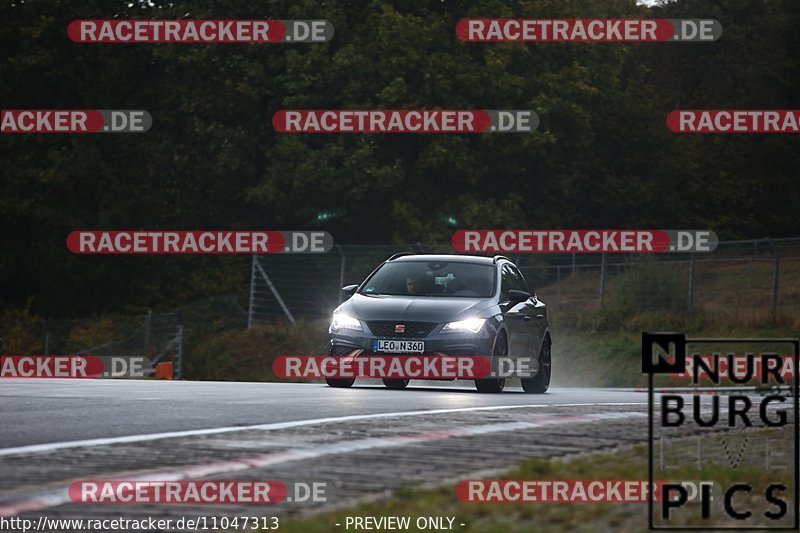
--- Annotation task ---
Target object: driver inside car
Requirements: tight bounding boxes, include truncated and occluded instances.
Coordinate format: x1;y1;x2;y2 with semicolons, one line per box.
405;274;428;294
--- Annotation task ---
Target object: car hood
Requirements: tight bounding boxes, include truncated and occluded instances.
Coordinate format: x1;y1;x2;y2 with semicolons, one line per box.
339;293;493;323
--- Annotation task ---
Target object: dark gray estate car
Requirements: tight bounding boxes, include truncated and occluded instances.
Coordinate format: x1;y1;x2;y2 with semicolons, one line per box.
325;253;551;393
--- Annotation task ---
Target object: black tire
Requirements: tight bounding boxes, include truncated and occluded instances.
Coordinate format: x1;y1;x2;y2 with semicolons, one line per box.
323;341;355;388
326;377;355;388
521;338;551;394
475;333;507;393
382;378;410;389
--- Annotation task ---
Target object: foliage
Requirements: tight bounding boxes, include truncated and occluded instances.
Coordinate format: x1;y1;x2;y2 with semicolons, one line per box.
0;300;42;353
186;319;328;381
1;0;799;317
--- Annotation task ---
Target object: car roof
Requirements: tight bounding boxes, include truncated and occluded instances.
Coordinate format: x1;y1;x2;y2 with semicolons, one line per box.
389;254;499;265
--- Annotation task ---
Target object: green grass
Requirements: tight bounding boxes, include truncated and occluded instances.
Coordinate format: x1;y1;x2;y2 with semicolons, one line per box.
271;427;795;532
550;324;800;388
536;257;800;388
539;258;800;332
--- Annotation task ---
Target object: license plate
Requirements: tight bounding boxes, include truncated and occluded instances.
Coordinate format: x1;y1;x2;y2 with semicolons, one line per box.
373;339;425;354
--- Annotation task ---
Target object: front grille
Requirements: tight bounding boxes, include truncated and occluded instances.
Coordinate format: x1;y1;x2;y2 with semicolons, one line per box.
366;321;437;338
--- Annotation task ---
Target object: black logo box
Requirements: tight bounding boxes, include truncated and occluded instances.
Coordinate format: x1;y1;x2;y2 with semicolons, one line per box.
642;333;799;531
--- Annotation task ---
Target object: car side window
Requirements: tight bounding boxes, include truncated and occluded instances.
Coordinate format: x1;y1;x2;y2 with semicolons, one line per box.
500;264;521;302
510;265;530;293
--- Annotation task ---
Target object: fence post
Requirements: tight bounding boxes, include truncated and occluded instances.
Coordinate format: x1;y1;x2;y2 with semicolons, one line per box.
174;325;184;380
764;239;780;323
599;252;607;306
556;265;561;307
687;254;695;314
253;258;296;325
247;255;257;329
143;309;152;357
337;244;346;304
772;247;780;322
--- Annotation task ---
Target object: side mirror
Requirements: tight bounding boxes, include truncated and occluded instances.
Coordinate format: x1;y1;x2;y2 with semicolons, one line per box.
507;289;531;306
341;284;358;297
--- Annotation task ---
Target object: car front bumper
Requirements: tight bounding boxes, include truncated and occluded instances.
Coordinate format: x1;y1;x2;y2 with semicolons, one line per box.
328;321;497;359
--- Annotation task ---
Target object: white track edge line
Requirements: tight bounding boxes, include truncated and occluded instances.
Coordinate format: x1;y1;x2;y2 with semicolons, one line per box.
0;402;647;457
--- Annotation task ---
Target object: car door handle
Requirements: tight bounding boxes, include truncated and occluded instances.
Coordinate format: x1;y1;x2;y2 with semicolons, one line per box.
535;314;544;319
523;316;532;322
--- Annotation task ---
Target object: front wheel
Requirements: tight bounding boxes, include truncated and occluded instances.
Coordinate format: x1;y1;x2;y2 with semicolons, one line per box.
382;378;410;389
323;341;355;388
475;333;507;393
326;377;355;388
475;376;505;393
521;340;551;394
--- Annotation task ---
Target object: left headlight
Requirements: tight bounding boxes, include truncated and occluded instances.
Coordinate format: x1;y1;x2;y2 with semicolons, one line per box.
441;318;486;334
330;313;363;333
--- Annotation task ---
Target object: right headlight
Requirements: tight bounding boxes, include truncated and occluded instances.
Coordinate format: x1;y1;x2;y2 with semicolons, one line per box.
329;312;363;333
441;318;486;334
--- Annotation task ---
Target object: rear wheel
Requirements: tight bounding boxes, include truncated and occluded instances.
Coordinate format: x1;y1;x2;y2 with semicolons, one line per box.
382;378;410;389
475;333;507;393
521;339;551;394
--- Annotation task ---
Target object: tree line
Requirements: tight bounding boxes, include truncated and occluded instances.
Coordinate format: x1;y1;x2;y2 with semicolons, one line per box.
1;0;799;317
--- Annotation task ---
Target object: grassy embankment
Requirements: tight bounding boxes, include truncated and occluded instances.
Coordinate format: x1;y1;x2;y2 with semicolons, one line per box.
272;427;795;532
194;258;800;385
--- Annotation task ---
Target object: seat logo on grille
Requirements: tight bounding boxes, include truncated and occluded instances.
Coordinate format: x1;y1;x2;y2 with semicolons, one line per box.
394;324;406;333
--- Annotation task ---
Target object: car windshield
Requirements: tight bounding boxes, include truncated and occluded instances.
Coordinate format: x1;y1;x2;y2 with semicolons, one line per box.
360;260;495;298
